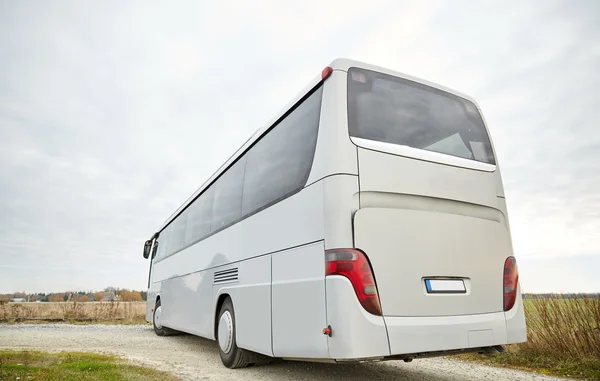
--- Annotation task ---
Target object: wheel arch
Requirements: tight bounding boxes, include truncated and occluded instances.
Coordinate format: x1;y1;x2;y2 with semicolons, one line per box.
214;293;231;339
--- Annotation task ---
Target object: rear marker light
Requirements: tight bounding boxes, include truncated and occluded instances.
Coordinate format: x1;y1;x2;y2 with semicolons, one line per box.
503;256;519;311
321;66;333;80
325;249;382;316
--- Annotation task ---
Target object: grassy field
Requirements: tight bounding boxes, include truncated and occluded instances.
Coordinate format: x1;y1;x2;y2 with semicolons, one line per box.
0;302;147;324
0;350;178;380
459;297;600;380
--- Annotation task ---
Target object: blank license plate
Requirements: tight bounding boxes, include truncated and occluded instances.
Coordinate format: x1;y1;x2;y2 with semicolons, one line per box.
425;279;466;293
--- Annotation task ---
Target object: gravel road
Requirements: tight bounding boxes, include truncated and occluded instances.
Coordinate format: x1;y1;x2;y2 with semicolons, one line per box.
0;324;564;381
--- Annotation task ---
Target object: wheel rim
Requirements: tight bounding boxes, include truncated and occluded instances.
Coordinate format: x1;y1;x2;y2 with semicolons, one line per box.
218;311;233;354
154;306;163;329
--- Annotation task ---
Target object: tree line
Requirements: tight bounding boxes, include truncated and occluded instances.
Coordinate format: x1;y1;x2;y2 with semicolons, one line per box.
0;287;148;303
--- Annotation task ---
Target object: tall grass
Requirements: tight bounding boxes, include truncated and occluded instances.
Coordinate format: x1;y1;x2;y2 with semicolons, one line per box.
520;296;600;360
0;302;146;323
462;296;600;380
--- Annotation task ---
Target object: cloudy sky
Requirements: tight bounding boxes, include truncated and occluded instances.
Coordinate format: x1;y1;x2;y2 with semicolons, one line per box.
1;0;599;294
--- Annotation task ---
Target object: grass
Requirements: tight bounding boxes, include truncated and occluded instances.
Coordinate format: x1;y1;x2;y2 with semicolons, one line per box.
0;350;179;380
4;318;150;326
0;302;147;324
459;352;600;380
457;296;600;380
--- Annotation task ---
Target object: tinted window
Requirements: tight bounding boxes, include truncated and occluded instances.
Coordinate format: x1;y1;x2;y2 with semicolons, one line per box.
170;209;187;253
155;225;171;260
347;68;495;165
155;85;323;261
211;157;246;233
185;187;214;244
242;86;322;216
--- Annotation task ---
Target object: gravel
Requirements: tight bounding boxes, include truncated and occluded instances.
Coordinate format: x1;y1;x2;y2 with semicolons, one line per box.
0;324;565;381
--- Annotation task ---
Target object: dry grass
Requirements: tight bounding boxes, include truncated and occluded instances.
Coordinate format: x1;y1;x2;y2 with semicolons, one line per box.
523;297;600;359
459;296;600;380
0;302;147;324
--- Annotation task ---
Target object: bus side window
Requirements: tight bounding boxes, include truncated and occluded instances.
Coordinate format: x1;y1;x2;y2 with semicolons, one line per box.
242;86;323;217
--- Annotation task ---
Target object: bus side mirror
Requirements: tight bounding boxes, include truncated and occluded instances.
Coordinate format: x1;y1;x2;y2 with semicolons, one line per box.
143;240;152;259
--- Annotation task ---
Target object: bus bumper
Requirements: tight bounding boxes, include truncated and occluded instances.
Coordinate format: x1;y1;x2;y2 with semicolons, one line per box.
384;312;507;355
326;275;526;361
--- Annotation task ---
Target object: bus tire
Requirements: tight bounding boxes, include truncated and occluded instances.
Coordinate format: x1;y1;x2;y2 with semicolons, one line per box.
153;298;176;336
217;297;271;368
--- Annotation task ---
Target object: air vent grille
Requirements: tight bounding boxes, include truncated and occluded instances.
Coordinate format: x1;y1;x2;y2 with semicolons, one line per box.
214;268;239;284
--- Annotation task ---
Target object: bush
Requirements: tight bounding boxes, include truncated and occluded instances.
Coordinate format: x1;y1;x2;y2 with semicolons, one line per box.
461;295;600;380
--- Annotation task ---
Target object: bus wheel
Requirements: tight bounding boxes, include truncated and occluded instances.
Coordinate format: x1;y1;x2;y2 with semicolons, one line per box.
153;298;175;336
217;297;271;368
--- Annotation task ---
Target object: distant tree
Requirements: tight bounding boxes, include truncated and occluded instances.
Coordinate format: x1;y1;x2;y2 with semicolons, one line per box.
95;293;102;302
78;295;88;302
104;287;121;295
139;291;147;301
119;290;142;302
118;291;129;301
49;295;63;303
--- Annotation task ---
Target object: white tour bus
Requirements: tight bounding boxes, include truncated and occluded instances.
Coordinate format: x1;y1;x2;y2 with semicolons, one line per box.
142;58;527;368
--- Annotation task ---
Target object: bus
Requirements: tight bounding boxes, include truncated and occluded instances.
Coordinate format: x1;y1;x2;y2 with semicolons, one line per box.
142;58;527;368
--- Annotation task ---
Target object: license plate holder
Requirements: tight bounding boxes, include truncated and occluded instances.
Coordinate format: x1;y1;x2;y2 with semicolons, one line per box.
425;279;466;294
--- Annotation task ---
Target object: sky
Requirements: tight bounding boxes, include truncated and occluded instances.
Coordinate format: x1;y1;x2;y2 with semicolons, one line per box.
0;0;599;294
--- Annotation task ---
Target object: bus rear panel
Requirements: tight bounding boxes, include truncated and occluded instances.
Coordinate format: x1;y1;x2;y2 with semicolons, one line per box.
322;62;526;361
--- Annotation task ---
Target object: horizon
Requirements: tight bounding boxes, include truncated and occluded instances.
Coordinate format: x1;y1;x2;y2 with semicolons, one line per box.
4;289;600;297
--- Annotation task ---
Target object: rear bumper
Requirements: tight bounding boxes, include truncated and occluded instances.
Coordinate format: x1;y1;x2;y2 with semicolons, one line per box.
385;312;507;355
326;276;526;360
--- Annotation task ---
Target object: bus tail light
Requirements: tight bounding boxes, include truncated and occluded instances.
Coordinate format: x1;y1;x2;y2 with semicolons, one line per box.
503;256;519;311
325;249;382;316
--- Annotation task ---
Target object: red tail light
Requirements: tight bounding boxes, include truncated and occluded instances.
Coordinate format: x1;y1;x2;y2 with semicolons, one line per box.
321;66;333;80
325;249;382;316
503;256;519;311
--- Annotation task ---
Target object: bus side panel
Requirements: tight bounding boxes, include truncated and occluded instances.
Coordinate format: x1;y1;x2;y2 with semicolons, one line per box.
322;175;359;250
157;269;214;338
214;255;273;356
272;241;329;359
151;182;324;345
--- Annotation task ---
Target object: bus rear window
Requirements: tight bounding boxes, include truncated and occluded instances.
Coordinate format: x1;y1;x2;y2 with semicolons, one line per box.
347;68;496;165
